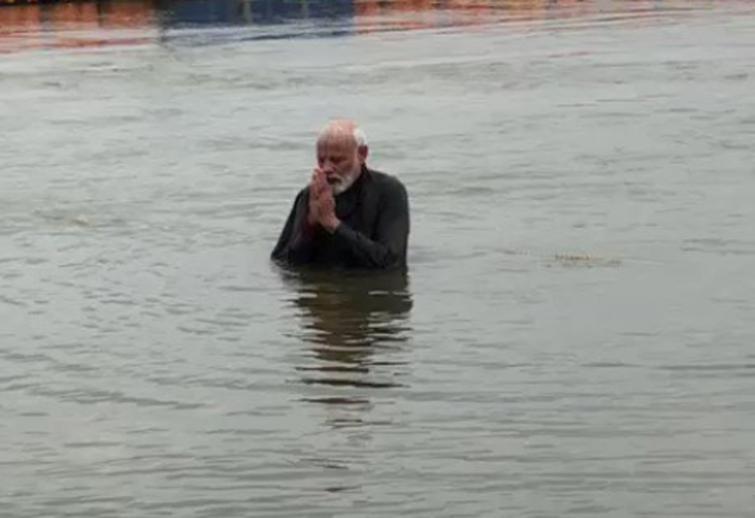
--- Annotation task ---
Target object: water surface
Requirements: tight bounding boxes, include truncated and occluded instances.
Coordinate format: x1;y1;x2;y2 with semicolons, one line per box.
1;1;755;516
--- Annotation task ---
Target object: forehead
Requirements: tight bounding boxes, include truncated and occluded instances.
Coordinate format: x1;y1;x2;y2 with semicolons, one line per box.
317;135;356;155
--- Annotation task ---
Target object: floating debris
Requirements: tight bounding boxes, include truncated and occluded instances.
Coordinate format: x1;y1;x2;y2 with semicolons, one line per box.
552;253;622;268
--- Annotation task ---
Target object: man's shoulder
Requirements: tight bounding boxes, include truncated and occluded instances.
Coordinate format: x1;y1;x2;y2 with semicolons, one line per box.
366;168;407;195
295;185;311;200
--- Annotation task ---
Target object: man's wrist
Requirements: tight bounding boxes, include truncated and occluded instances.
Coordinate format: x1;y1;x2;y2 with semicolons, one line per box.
321;217;341;234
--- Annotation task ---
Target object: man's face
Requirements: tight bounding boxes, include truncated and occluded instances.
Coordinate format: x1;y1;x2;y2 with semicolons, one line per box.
317;139;363;195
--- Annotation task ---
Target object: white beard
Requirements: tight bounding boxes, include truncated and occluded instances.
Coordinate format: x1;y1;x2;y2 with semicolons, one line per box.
330;169;359;195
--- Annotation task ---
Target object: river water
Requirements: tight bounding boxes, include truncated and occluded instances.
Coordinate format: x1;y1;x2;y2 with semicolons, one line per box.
1;1;754;516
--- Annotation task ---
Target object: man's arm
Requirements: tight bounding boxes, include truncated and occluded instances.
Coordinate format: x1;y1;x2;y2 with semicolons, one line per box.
271;189;316;265
329;179;410;269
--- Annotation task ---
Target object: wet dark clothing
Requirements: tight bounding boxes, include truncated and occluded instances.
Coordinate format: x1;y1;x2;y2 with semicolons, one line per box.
271;167;409;270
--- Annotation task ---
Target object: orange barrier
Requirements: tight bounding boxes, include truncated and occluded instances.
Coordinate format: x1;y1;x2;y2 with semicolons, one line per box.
0;1;156;53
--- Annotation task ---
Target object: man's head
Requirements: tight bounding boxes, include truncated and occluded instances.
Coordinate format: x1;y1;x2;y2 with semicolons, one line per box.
316;119;369;195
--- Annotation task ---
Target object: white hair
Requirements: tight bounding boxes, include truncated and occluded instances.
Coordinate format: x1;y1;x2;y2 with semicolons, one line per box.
317;122;368;149
353;127;368;148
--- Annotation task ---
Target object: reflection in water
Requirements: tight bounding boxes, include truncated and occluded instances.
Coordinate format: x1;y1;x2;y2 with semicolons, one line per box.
280;268;412;426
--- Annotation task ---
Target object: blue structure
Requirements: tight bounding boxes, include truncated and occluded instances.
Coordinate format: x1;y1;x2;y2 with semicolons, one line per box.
156;0;356;27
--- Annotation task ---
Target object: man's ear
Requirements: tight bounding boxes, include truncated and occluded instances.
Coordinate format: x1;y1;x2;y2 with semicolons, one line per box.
358;145;369;164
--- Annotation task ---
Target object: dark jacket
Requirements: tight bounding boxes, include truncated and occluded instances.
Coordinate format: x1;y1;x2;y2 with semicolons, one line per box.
271;167;409;270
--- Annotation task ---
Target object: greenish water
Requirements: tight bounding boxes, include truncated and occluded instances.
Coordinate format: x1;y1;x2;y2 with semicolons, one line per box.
1;1;754;516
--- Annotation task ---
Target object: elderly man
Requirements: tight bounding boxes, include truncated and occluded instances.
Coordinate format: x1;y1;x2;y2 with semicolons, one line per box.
271;120;409;270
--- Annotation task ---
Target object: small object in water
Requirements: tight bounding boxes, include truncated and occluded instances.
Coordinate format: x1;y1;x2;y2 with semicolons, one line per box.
552;253;622;268
72;215;90;227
